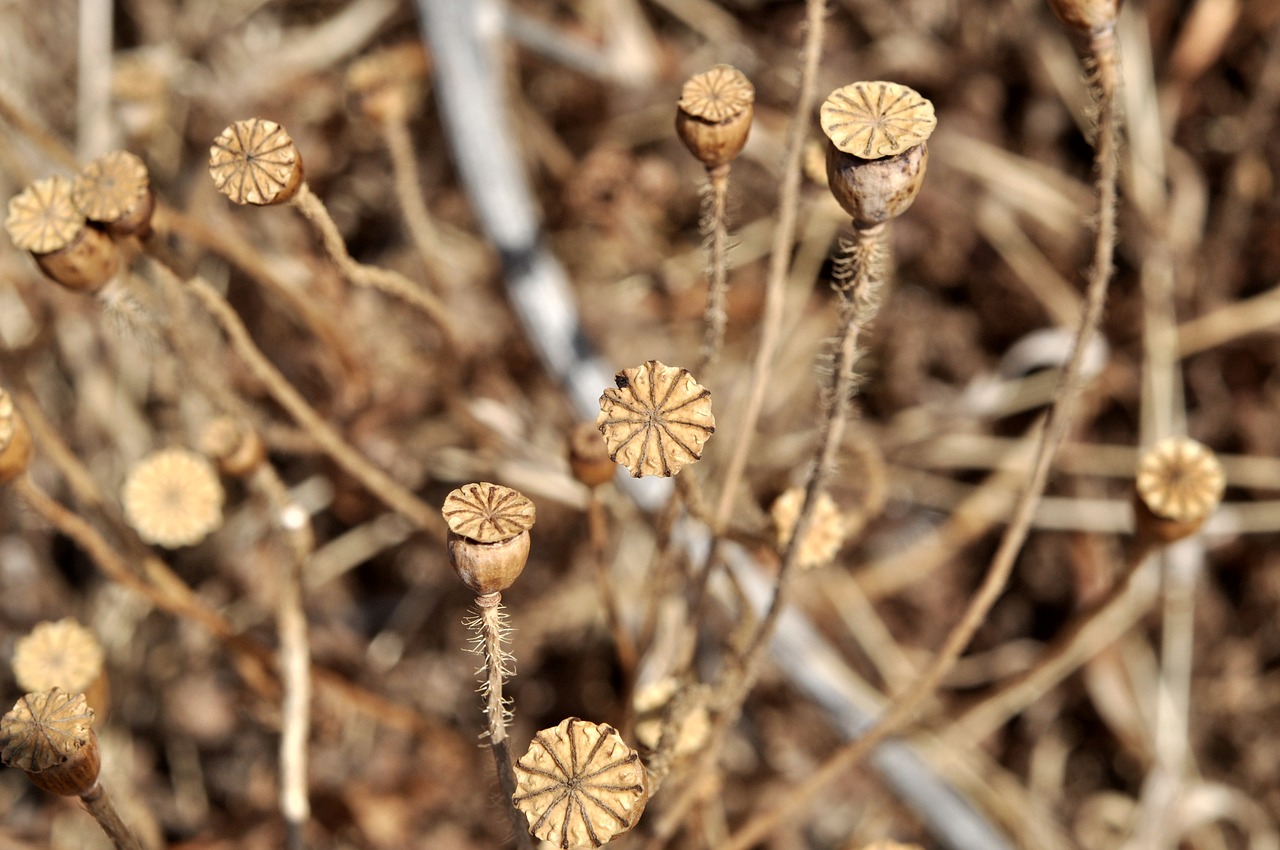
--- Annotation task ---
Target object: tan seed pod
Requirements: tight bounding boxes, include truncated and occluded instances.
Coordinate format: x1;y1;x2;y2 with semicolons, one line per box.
1134;436;1225;544
122;448;225;548
5;175;120;292
596;361;715;478
0;386;33;485
821;81;936;160
71;150;154;237
346;42;431;123
513;717;648;848
826;140;929;227
209;118;305;206
568;421;616;489
12;619;109;718
1047;0;1120;33
675;64;755;170
1;689;100;797
770;487;848;569
199;415;266;478
442;482;536;596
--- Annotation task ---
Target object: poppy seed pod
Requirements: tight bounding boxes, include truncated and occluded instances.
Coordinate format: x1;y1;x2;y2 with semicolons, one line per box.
5;176;120;293
826;141;929;227
1;690;101;797
675;65;755;170
442;482;536;596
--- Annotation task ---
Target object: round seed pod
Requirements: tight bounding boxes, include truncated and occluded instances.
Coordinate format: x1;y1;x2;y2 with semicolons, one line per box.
199;415;266;478
122;448;225;548
0;386;33;485
568;421;615;489
675;64;755;170
442;482;536;596
0;690;100;797
513;717;648;848
1047;0;1120;33
71;150;154;238
209;118;305;206
4;175;120;292
821;81;935;227
597;361;715;478
12;619;109;719
1133;436;1224;545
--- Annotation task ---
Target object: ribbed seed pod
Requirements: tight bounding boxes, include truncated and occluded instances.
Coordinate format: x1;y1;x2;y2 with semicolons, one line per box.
209;118;305;206
442;482;536;597
1;689;101;797
12;619;109;718
821;81;936;227
4;175;120;292
1133;436;1225;544
122;448;225;548
675;64;755;170
72;150;155;238
596;361;715;478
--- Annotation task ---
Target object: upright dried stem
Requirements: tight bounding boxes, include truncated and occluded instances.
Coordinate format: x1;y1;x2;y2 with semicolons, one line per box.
470;599;533;850
588;491;637;687
80;782;143;850
698;164;732;372
379;114;451;291
720;21;1124;850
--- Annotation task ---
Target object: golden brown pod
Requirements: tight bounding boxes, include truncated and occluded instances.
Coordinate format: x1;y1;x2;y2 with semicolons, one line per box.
199;416;266;478
596;361;715;478
72;150;155;238
122;448;225;548
0;690;101;797
568;421;616;489
209;118;305;206
5;176;120;292
442;482;537;596
12;619;109;719
1133;436;1225;545
0;386;33;485
674;64;755;170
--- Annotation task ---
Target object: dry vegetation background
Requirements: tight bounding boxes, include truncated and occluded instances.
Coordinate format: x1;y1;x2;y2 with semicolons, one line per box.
1;0;1280;848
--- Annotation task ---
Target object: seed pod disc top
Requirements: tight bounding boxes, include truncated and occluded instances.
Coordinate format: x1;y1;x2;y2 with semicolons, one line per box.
821;81;936;160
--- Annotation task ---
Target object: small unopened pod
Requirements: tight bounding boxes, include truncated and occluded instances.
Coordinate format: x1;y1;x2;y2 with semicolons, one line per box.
442;482;536;597
5;175;119;292
0;386;33;484
821;81;936;227
675;64;755;170
1133;436;1224;545
72;150;155;238
0;689;101;797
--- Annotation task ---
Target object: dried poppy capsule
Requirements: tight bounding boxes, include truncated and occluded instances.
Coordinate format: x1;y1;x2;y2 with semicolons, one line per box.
632;677;710;759
568;421;615;489
513;717;648;848
4;175;119;292
346;42;431;123
0;386;33;485
675;64;755;170
199;415;266;478
208;118;305;206
122;448;225;548
821;81;936;227
12;619;109;719
596;361;715;478
71;150;154;238
770;487;849;569
442;482;536;597
1133;436;1225;544
1047;0;1119;33
0;689;100;797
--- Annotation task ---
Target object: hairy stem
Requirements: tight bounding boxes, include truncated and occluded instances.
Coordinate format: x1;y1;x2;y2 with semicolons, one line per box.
473;599;532;850
698;163;732;372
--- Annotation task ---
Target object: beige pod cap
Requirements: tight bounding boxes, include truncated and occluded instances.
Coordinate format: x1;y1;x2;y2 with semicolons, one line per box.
675;64;755;170
1133;436;1225;544
12;619;109;719
72;150;155;238
5;175;120;292
597;361;715;478
122;448;225;548
209;118;305;206
442;482;536;596
513;717;648;848
821;81;936;227
1;689;101;797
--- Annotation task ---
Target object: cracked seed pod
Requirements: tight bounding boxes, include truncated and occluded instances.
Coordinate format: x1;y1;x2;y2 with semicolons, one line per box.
513;717;648;848
821;81;935;227
568;421;616;489
1134;436;1224;544
442;482;536;596
597;361;715;478
122;448;225;548
5;175;120;292
0;386;33;485
770;487;849;569
72;150;154;237
199;415;266;478
1;689;100;796
12;619;109;718
675;64;755;170
209;118;305;206
1047;0;1120;33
